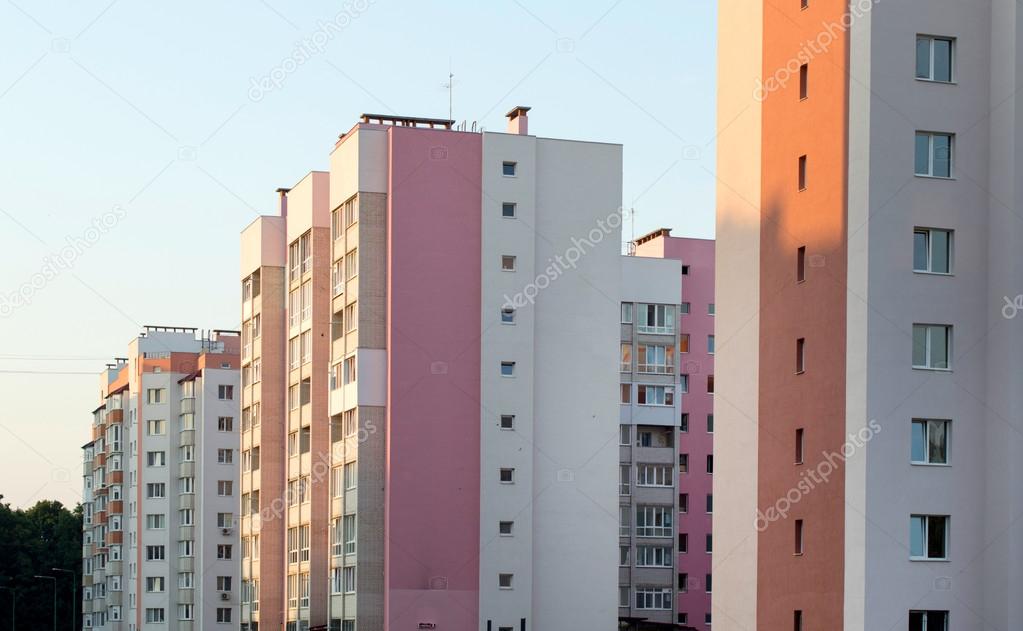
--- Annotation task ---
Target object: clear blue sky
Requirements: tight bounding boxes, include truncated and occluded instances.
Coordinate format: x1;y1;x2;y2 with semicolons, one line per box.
0;0;717;507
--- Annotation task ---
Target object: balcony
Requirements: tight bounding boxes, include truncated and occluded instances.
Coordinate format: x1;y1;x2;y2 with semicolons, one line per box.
180;397;195;415
110;470;123;484
107;409;123;423
180;429;195;447
108;501;123;515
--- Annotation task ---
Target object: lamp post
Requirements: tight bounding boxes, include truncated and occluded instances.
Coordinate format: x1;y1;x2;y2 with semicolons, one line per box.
51;569;75;631
0;583;14;631
33;575;56;631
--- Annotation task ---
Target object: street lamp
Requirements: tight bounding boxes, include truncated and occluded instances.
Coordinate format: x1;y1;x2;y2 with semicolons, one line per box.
33;575;56;631
51;568;76;631
0;581;15;631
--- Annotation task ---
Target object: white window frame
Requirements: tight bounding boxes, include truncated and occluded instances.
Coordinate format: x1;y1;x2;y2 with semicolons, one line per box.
636;505;673;537
912;324;952;370
910;514;950;561
911;418;950;466
916;35;955;83
637;304;676;334
913;228;953;275
636;464;673;487
915;131;955;178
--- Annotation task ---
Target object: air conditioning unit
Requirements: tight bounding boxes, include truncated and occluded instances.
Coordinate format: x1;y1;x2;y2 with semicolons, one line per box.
220;591;230;601
221;527;232;535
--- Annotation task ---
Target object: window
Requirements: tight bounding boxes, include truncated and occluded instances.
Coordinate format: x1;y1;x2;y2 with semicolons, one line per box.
797;245;806;282
145;576;165;592
342;566;356;593
706;574;713;593
620;384;631;404
794;610;803;631
679;453;689;473
217;481;233;496
636;505;673;537
620;424;630;445
146;388;165;404
637;304;676;334
498;573;514;589
798;155;807;190
706;454;714;473
679;333;690;353
345;302;357;332
180;476;194;494
501;255;516;271
909;610;949;631
915;132;954;178
707;374;714;393
637;344;675;374
637;464;672;487
180;509;193;525
635;587;672;610
707;335;715;354
343;355;356;384
706;534;713;552
146;451;165;467
913;228;952;274
345;249;358;280
145;545;165;561
708;303;715;315
910;515;949;560
636;545;673;567
679;573;689;592
145;609;165;623
216;608;232;623
620;343;632;371
299;525;310;561
217;544;232;559
799;63;808;99
217;449;233;464
680;413;689;432
916;36;954;83
801;0;808;8
679;493;689;513
146;483;166;498
146;420;165;436
680;302;690;314
179;540;194;557
620;545;630;566
145;514;165;530
637;385;673;406
679;532;688;553
706;414;714;433
332;259;345;296
796;428;805;464
619;505;631;536
218;385;234;400
912;419;950;465
706;493;713;513
502;202;516;217
178;604;194;620
621;303;633;324
344;461;358;489
500;414;515;430
796;337;806;373
794;519;804;554
499;468;515;483
619;465;630;495
502;161;517;176
501;307;515;324
218;416;233;432
500;361;515;377
343;514;356;554
499;521;514;536
913;324;951;369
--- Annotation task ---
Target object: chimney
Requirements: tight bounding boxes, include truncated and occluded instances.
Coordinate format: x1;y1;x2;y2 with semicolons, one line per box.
276;187;290;218
506;106;531;135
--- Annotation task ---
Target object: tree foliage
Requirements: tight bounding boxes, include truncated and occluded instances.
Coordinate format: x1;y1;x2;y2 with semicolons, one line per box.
0;496;82;631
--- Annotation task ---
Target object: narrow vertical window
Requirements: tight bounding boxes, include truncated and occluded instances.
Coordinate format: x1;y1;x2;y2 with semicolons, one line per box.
799;64;808;99
797;246;806;282
794;519;804;554
795;428;805;464
798;155;807;190
794;610;803;631
796;338;806;373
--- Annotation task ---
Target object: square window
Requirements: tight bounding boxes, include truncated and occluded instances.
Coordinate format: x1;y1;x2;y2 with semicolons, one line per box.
681;265;690;275
499;521;514;536
910;514;949;560
501;255;516;271
502;202;517;217
501;307;515;324
912;324;951;369
916;36;954;83
680;302;690;314
500;415;515;430
498;573;514;588
913;228;952;274
915;132;954;178
502;162;517;176
500;361;516;377
499;468;515;483
911;419;950;464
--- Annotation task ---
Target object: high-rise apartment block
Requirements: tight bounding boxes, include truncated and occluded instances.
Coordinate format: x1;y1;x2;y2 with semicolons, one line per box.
239;109;623;631
633;230;715;629
716;1;1023;629
81;327;240;631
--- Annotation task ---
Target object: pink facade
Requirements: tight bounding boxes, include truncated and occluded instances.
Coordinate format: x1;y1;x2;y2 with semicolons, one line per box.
385;126;483;630
637;231;716;628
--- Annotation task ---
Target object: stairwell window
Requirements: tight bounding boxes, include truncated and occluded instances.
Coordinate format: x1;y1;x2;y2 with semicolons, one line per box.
916;36;955;83
910;515;949;560
913;228;952;274
502;161;517;177
915;132;954;178
501;255;516;271
502;202;517;218
909;610;949;631
912;324;951;370
911;419;950;465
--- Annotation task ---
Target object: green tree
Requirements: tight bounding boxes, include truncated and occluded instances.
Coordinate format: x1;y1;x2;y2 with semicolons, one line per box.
0;496;82;631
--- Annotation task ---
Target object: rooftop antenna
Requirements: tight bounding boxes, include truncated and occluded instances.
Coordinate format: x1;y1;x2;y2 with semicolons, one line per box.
627;207;637;255
442;59;454;121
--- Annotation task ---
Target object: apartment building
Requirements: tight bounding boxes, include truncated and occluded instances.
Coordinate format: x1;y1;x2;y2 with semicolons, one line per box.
239;108;623;631
634;230;715;629
81;327;241;631
715;1;1023;630
617;253;684;629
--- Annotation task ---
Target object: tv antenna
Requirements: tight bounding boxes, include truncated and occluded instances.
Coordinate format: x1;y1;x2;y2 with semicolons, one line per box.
442;60;454;121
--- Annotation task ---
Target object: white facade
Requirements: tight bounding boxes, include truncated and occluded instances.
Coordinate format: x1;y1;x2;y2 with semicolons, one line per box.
477;131;623;630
